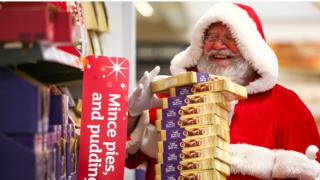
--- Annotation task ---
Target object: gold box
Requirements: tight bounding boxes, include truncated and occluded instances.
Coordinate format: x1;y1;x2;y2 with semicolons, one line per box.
162;91;230;111
155;158;230;177
156;169;226;180
151;72;227;93
156;113;229;132
160;125;229;142
157;135;230;153
157;146;230;165
156;103;229;120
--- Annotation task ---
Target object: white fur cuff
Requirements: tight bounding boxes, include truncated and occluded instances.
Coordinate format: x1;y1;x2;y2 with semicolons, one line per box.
141;124;160;159
126;111;149;155
272;149;320;180
231;144;274;179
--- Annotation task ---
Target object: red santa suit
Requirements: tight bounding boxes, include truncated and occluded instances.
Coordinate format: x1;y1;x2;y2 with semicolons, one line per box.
126;3;320;179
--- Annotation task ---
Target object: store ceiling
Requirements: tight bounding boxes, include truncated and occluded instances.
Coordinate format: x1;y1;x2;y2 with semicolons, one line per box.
137;2;320;43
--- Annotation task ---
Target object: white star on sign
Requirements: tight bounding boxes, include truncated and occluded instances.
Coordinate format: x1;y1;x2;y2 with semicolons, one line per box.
102;57;128;81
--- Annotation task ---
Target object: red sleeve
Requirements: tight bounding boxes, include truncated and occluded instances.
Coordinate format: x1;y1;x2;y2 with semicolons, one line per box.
125;151;148;169
275;89;320;161
149;92;170;124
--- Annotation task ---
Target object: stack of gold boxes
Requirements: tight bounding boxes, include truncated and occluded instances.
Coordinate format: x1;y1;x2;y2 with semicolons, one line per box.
151;72;247;180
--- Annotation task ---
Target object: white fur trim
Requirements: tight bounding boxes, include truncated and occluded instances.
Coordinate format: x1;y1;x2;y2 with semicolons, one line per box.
170;3;278;94
230;144;274;179
272;149;320;179
228;100;238;126
126;111;149;155
306;145;319;160
140;124;160;159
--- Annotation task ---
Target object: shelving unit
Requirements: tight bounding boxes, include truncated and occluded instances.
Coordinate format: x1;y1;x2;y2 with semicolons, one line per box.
0;2;137;180
0;2;84;180
0;43;83;83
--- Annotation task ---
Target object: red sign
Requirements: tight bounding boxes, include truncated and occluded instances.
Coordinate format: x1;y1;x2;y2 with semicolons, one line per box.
78;55;129;180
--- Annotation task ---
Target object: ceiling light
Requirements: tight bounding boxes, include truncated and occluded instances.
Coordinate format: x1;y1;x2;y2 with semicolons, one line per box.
135;2;154;17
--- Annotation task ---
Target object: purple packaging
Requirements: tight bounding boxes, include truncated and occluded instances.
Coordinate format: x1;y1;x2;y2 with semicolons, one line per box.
157;103;228;122
159;117;180;130
0;68;50;134
157;107;180;120
162;95;187;109
161;125;223;141
156;113;230;132
161;150;182;163
0;133;46;180
151;72;210;93
170;85;193;97
162;128;186;141
158;162;180;175
158;135;229;153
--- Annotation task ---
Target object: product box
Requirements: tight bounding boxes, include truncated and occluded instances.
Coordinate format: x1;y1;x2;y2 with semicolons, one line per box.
70;131;78;176
156;169;226;180
0;133;46;180
155;113;229;131
45;132;57;180
0;8;54;42
10;134;43;151
155;158;230;177
170;79;247;100
156;103;228;120
66;124;76;179
151;72;226;93
158;135;230;153
160;125;229;142
48;124;65;180
158;146;231;165
178;157;230;176
60;137;67;180
49;94;69;137
0;68;50;134
162;92;229;111
53;125;63;180
0;3;74;43
53;11;73;43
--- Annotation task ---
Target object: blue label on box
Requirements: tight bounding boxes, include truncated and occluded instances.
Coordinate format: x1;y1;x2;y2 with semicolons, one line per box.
163;150;182;163
162;108;180;119
163;140;182;151
167;95;186;108
161;163;179;175
162;173;179;180
165;128;185;141
197;72;210;82
175;86;193;96
162;118;179;129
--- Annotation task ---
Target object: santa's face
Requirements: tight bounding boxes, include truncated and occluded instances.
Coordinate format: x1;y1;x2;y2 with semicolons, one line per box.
202;22;241;67
198;22;256;85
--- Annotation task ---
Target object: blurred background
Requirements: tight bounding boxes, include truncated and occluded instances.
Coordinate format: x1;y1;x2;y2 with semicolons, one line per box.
1;2;319;180
135;1;320;133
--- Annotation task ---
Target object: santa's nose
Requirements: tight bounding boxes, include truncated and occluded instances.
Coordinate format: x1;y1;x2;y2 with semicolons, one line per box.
211;39;227;49
204;39;227;53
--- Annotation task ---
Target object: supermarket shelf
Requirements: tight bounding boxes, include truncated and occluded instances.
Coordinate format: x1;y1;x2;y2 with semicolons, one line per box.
58;80;83;99
0;43;83;83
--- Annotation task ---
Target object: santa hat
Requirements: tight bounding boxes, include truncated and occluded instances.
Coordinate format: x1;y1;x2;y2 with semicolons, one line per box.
170;3;278;94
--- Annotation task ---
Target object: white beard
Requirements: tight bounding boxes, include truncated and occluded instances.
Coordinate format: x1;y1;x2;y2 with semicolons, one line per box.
196;55;256;85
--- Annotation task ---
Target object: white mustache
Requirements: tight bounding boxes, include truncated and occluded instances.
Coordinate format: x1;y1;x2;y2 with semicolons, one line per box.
197;55;256;85
207;49;236;58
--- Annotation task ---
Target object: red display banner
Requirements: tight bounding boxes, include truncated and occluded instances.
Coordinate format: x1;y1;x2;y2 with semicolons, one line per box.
78;55;129;180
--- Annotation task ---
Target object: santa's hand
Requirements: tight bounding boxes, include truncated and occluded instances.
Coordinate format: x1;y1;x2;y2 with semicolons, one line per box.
128;66;161;117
